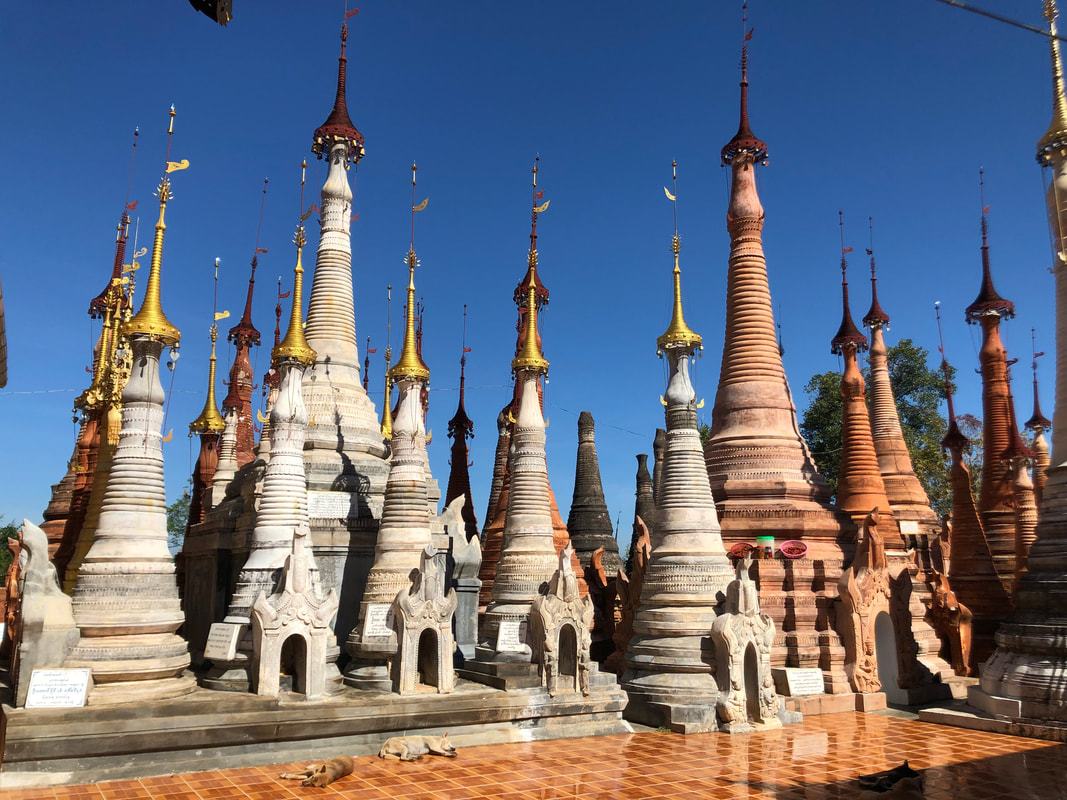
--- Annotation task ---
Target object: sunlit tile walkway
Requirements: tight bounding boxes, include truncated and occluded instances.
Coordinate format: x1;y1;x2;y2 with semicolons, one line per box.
6;713;1065;799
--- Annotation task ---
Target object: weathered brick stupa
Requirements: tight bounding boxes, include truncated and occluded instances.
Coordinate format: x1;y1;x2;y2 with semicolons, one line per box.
940;352;1009;671
64;109;195;704
184;21;389;656
970;0;1067;732
830;229;952;703
1026;332;1052;509
219;181;268;472
201;168;331;693
186;311;226;528
444;308;479;542
567;411;623;573
861;223;940;546
703;18;845;549
1005;389;1038;587
624;452;656;574
345;165;435;689
965;180;1019;595
622;165;734;733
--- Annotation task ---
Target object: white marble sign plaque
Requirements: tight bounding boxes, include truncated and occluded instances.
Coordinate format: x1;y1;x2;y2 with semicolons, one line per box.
204;622;242;661
363;604;395;638
898;520;920;535
26;669;91;708
307;490;353;519
772;667;824;696
496;620;528;653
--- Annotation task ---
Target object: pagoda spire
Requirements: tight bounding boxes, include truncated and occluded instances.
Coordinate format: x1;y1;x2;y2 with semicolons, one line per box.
1026;330;1052;507
188;260;228;527
1004;377;1037;585
705;7;840;545
66;107;193;702
624;163;733;732
89;128;138;320
831;213;893;526
445;305;479;541
625;452;656;576
567;411;623;573
302;12;389;508
936;305;1007;672
345;163;434;688
861;218;938;542
254;277;288;462
964;173;1018;592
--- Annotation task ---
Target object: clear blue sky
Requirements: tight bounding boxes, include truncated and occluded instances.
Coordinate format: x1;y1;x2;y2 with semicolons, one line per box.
0;1;1059;535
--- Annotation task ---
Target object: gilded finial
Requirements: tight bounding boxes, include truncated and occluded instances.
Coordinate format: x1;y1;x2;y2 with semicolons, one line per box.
273;161;317;366
391;162;431;383
124;106;183;345
1039;0;1067;164
512;270;550;374
657;162;702;354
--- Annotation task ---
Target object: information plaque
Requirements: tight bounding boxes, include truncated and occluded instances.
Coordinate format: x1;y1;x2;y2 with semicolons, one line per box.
26;669;91;708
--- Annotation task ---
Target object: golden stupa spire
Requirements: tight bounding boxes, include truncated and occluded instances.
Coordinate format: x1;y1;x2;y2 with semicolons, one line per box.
391;162;431;383
1040;0;1067;163
190;260;228;434
273;162;317;366
657;161;702;354
512;162;550;375
125;106;184;346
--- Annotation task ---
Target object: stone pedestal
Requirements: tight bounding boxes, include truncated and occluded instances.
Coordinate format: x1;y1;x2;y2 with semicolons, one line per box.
391;546;457;695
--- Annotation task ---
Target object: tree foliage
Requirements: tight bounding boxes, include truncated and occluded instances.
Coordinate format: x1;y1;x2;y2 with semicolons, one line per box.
0;517;19;577
800;338;957;516
166;481;192;552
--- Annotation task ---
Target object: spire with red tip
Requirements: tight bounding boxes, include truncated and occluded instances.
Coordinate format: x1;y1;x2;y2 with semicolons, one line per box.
966;171;1015;321
831;212;867;355
312;12;365;163
90;128;139;319
1026;329;1052;431
862;216;890;328
228;179;267;350
721;2;767;165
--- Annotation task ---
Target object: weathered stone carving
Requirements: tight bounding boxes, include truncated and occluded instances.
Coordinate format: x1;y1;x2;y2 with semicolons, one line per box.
711;555;780;732
922;570;973;677
603;518;650;678
583;546;617;663
567;412;623;573
250;533;339;699
391;545;457;695
837;509;891;694
530;545;594;697
13;520;80;707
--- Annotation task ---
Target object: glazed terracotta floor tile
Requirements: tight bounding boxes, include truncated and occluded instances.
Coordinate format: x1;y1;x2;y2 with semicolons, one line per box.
7;713;1066;800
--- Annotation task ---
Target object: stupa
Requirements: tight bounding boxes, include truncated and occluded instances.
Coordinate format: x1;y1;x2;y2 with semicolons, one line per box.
187;303;226;528
703;12;844;548
622;164;734;733
1025;332;1052;509
64;108;195;704
964;178;1019;595
444;308;479;542
567;411;623;573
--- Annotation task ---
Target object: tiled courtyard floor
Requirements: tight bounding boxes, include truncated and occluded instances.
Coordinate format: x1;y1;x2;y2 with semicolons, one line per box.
6;713;1065;799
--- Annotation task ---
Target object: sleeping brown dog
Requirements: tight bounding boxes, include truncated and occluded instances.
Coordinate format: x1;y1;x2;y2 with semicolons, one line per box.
280;755;355;787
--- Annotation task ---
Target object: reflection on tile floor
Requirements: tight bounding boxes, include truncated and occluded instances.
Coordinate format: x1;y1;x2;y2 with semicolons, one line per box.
7;713;1067;799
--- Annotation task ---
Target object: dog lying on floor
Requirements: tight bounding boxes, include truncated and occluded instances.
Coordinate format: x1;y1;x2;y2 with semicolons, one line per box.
859;776;925;799
280;756;356;787
378;733;457;761
858;761;924;798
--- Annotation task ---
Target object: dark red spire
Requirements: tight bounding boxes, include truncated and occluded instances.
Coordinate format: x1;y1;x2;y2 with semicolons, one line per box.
90;129;139;318
229;179;267;349
965;173;1014;321
312;22;365;163
721;3;768;165
936;303;968;453
831;213;867;354
862;217;890;328
1026;335;1052;430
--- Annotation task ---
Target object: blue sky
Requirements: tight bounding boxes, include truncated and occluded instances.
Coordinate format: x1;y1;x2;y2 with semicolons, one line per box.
0;1;1059;536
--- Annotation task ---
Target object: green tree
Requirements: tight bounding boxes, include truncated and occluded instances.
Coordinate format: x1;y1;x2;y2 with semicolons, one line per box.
166;481;192;553
799;338;955;516
0;518;19;577
956;413;983;501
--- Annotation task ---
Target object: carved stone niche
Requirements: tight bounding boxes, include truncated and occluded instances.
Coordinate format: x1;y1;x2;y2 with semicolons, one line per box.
530;545;595;697
711;554;781;733
391;545;458;695
250;533;339;700
837;508;892;694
